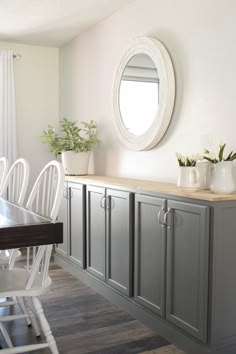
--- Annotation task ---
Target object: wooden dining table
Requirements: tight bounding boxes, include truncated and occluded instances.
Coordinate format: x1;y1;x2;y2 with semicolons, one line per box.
0;198;63;250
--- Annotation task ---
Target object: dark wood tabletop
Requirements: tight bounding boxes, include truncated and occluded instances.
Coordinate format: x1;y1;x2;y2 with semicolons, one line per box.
0;198;63;250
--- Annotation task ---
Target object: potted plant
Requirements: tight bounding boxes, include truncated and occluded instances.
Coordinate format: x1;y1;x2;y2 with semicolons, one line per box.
41;118;99;175
175;152;203;190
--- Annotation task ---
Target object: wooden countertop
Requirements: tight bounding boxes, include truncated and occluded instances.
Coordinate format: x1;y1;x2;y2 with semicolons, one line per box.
64;175;236;202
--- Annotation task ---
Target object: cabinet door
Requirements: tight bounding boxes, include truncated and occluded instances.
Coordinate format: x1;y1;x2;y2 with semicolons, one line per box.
87;185;106;280
166;200;209;343
106;189;133;296
68;182;86;268
56;183;68;257
134;194;166;317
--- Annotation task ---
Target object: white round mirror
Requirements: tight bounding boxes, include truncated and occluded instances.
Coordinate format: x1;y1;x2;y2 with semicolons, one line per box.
112;37;175;151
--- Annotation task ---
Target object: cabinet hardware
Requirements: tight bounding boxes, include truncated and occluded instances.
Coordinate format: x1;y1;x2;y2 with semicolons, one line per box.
63;187;70;199
158;206;165;228
100;195;106;209
164;208;171;229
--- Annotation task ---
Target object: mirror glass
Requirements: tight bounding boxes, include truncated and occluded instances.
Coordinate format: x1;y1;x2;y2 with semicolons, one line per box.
119;54;159;136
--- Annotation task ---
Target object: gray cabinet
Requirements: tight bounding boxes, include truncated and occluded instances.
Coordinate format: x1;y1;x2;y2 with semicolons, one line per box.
68;182;86;268
56;184;68;257
87;185;133;295
166;200;209;343
86;185;106;280
106;189;133;296
55;176;236;354
135;194;209;343
134;195;166;317
209;204;236;350
56;182;86;269
58;182;209;343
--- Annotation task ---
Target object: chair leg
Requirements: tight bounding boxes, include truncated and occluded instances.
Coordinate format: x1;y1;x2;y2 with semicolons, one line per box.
16;297;31;326
24;298;41;337
0;322;13;348
32;297;58;354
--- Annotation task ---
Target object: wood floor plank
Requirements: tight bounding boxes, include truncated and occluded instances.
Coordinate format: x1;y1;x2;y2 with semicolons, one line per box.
0;264;184;354
87;335;169;354
55;320;158;353
140;344;186;354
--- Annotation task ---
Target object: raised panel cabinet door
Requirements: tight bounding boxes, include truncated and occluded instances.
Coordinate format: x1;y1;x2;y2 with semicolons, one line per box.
106;189;133;296
134;194;166;317
86;185;106;280
56;183;69;257
68;182;86;268
166;200;209;343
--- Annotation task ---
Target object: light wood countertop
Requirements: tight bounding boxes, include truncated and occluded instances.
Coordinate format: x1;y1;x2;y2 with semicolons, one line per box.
64;175;236;202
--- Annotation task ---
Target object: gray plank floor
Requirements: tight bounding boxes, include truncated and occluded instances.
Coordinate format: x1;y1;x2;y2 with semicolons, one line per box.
0;263;185;354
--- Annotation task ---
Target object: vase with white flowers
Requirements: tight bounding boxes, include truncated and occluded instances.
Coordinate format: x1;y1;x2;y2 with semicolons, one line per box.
203;143;236;194
176;153;202;191
41;118;99;175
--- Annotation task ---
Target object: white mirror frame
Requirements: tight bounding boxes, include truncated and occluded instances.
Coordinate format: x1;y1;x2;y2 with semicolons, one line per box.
112;36;175;151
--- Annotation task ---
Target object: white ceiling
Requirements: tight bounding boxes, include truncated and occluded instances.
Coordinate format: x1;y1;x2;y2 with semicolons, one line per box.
0;0;133;47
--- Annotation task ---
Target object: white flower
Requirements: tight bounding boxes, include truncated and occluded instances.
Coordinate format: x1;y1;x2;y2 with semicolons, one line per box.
209;152;216;160
180;156;187;164
218;140;225;148
176;152;183;160
203;148;210;154
193;153;203;161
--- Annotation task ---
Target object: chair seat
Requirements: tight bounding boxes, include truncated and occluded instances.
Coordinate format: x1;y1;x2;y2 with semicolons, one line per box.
0;268;52;297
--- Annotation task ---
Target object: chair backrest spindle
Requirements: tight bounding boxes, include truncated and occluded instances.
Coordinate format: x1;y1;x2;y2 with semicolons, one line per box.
26;161;64;220
0;158;29;206
0;157;8;192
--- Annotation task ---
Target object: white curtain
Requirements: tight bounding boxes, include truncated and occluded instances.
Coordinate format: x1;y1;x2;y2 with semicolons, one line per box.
0;50;17;165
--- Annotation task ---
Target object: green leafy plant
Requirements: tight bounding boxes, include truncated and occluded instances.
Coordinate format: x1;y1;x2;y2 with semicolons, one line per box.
203;143;236;163
41;118;99;157
176;152;203;167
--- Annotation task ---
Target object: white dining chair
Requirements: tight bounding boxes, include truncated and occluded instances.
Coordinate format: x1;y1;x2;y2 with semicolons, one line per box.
0;157;30;207
0;157;9;192
0;158;30;266
0;160;64;354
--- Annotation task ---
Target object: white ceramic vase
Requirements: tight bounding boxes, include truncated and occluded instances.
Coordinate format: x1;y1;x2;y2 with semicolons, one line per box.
210;161;235;194
196;161;212;190
61;151;90;175
177;166;200;191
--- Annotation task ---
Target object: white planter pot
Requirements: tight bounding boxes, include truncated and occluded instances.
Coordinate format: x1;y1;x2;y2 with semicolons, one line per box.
177;166;200;191
61;151;89;175
196;161;212;190
210;161;235;194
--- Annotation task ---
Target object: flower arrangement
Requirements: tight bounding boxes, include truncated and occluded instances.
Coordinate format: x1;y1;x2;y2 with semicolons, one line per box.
176;152;203;167
203;142;236;164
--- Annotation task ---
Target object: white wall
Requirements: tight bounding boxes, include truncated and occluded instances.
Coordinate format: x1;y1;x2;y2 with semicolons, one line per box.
59;0;236;182
0;42;58;191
